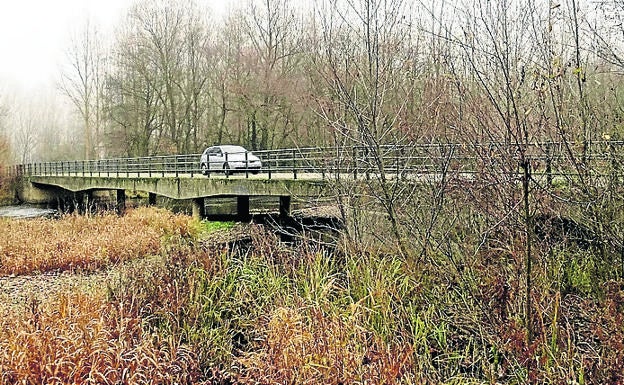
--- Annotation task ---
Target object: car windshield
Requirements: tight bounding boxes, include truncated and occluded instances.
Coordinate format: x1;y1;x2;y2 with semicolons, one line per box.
221;145;247;154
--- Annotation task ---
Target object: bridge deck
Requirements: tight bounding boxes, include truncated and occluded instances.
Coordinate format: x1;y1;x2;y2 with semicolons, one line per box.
26;172;327;201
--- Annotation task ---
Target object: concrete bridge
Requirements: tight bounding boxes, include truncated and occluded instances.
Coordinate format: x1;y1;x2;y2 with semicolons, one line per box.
8;142;623;219
19;172;326;220
10;148;341;219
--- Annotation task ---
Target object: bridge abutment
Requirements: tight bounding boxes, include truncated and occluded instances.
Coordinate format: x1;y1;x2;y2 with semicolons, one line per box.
17;179;63;205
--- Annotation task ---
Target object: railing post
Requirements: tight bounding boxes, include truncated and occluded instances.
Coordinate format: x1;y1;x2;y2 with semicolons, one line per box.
267;152;272;180
175;156;179;178
245;151;249;178
293;149;297;180
207;154;211;178
395;149;400;177
225;153;229;178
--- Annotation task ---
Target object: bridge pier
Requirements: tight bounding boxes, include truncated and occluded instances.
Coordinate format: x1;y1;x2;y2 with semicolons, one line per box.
192;198;205;220
237;196;251;222
116;189;126;215
279;196;291;219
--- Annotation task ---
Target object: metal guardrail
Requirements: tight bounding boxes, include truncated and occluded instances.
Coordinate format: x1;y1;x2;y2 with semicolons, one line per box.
5;141;624;181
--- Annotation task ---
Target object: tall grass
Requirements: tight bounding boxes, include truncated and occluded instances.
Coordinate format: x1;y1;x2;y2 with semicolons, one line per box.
0;207;622;383
0;207;195;276
0;291;201;384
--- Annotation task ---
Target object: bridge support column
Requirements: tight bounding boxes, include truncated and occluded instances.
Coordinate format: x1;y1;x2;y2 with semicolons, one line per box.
116;189;126;215
279;196;291;219
237;196;251;222
192;198;205;220
148;192;157;206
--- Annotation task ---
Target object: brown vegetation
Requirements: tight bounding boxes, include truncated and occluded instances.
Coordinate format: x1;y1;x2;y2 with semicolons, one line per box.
0;291;201;384
0;207;195;276
0;207;622;383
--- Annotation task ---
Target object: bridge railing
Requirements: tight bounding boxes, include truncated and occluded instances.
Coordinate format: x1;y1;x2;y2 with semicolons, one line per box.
8;141;624;181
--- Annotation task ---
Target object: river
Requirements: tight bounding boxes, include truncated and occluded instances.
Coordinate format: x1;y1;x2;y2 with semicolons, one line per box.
0;205;57;219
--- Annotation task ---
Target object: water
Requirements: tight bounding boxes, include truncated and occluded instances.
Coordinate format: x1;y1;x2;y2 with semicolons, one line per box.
0;205;57;219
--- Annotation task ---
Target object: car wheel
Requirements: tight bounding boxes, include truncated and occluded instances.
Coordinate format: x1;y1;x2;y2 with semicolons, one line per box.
201;163;208;175
223;163;231;176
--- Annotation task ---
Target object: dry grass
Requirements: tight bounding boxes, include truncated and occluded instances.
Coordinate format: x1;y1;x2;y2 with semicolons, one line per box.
0;207;200;384
236;306;415;384
0;207;621;383
0;207;195;276
0;291;200;384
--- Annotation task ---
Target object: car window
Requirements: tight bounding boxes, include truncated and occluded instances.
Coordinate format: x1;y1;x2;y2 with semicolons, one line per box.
222;145;246;153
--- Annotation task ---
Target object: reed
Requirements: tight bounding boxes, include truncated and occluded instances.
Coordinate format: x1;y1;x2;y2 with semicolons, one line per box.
0;207;195;276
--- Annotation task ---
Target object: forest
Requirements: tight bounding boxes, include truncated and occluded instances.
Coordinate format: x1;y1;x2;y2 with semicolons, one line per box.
1;0;622;161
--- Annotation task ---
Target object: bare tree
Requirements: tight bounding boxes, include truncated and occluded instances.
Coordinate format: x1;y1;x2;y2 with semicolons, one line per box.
0;94;10;166
106;0;211;156
60;18;106;160
105;37;164;156
12;106;39;165
313;0;421;257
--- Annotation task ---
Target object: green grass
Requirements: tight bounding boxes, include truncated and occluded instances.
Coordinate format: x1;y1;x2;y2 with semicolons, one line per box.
198;220;236;233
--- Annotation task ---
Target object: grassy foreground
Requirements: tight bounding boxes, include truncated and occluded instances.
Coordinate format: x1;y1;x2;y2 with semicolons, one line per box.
0;207;622;384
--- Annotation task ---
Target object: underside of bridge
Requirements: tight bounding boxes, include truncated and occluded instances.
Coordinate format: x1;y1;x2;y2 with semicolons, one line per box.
16;175;323;221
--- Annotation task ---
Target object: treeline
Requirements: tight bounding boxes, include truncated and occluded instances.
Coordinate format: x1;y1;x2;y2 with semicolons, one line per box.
56;0;624;159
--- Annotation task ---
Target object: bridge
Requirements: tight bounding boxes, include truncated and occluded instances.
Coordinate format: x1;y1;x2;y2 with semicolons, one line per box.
6;142;624;219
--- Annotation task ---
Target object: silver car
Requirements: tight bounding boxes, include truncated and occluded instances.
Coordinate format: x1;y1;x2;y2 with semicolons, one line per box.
200;145;262;175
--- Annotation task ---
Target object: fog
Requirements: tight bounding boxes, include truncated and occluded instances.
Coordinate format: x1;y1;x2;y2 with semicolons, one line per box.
0;0;622;164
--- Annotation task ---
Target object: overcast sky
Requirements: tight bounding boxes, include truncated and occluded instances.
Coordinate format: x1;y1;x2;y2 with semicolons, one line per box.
0;0;229;92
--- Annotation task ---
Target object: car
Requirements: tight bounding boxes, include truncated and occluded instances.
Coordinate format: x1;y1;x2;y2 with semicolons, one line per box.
200;145;262;175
